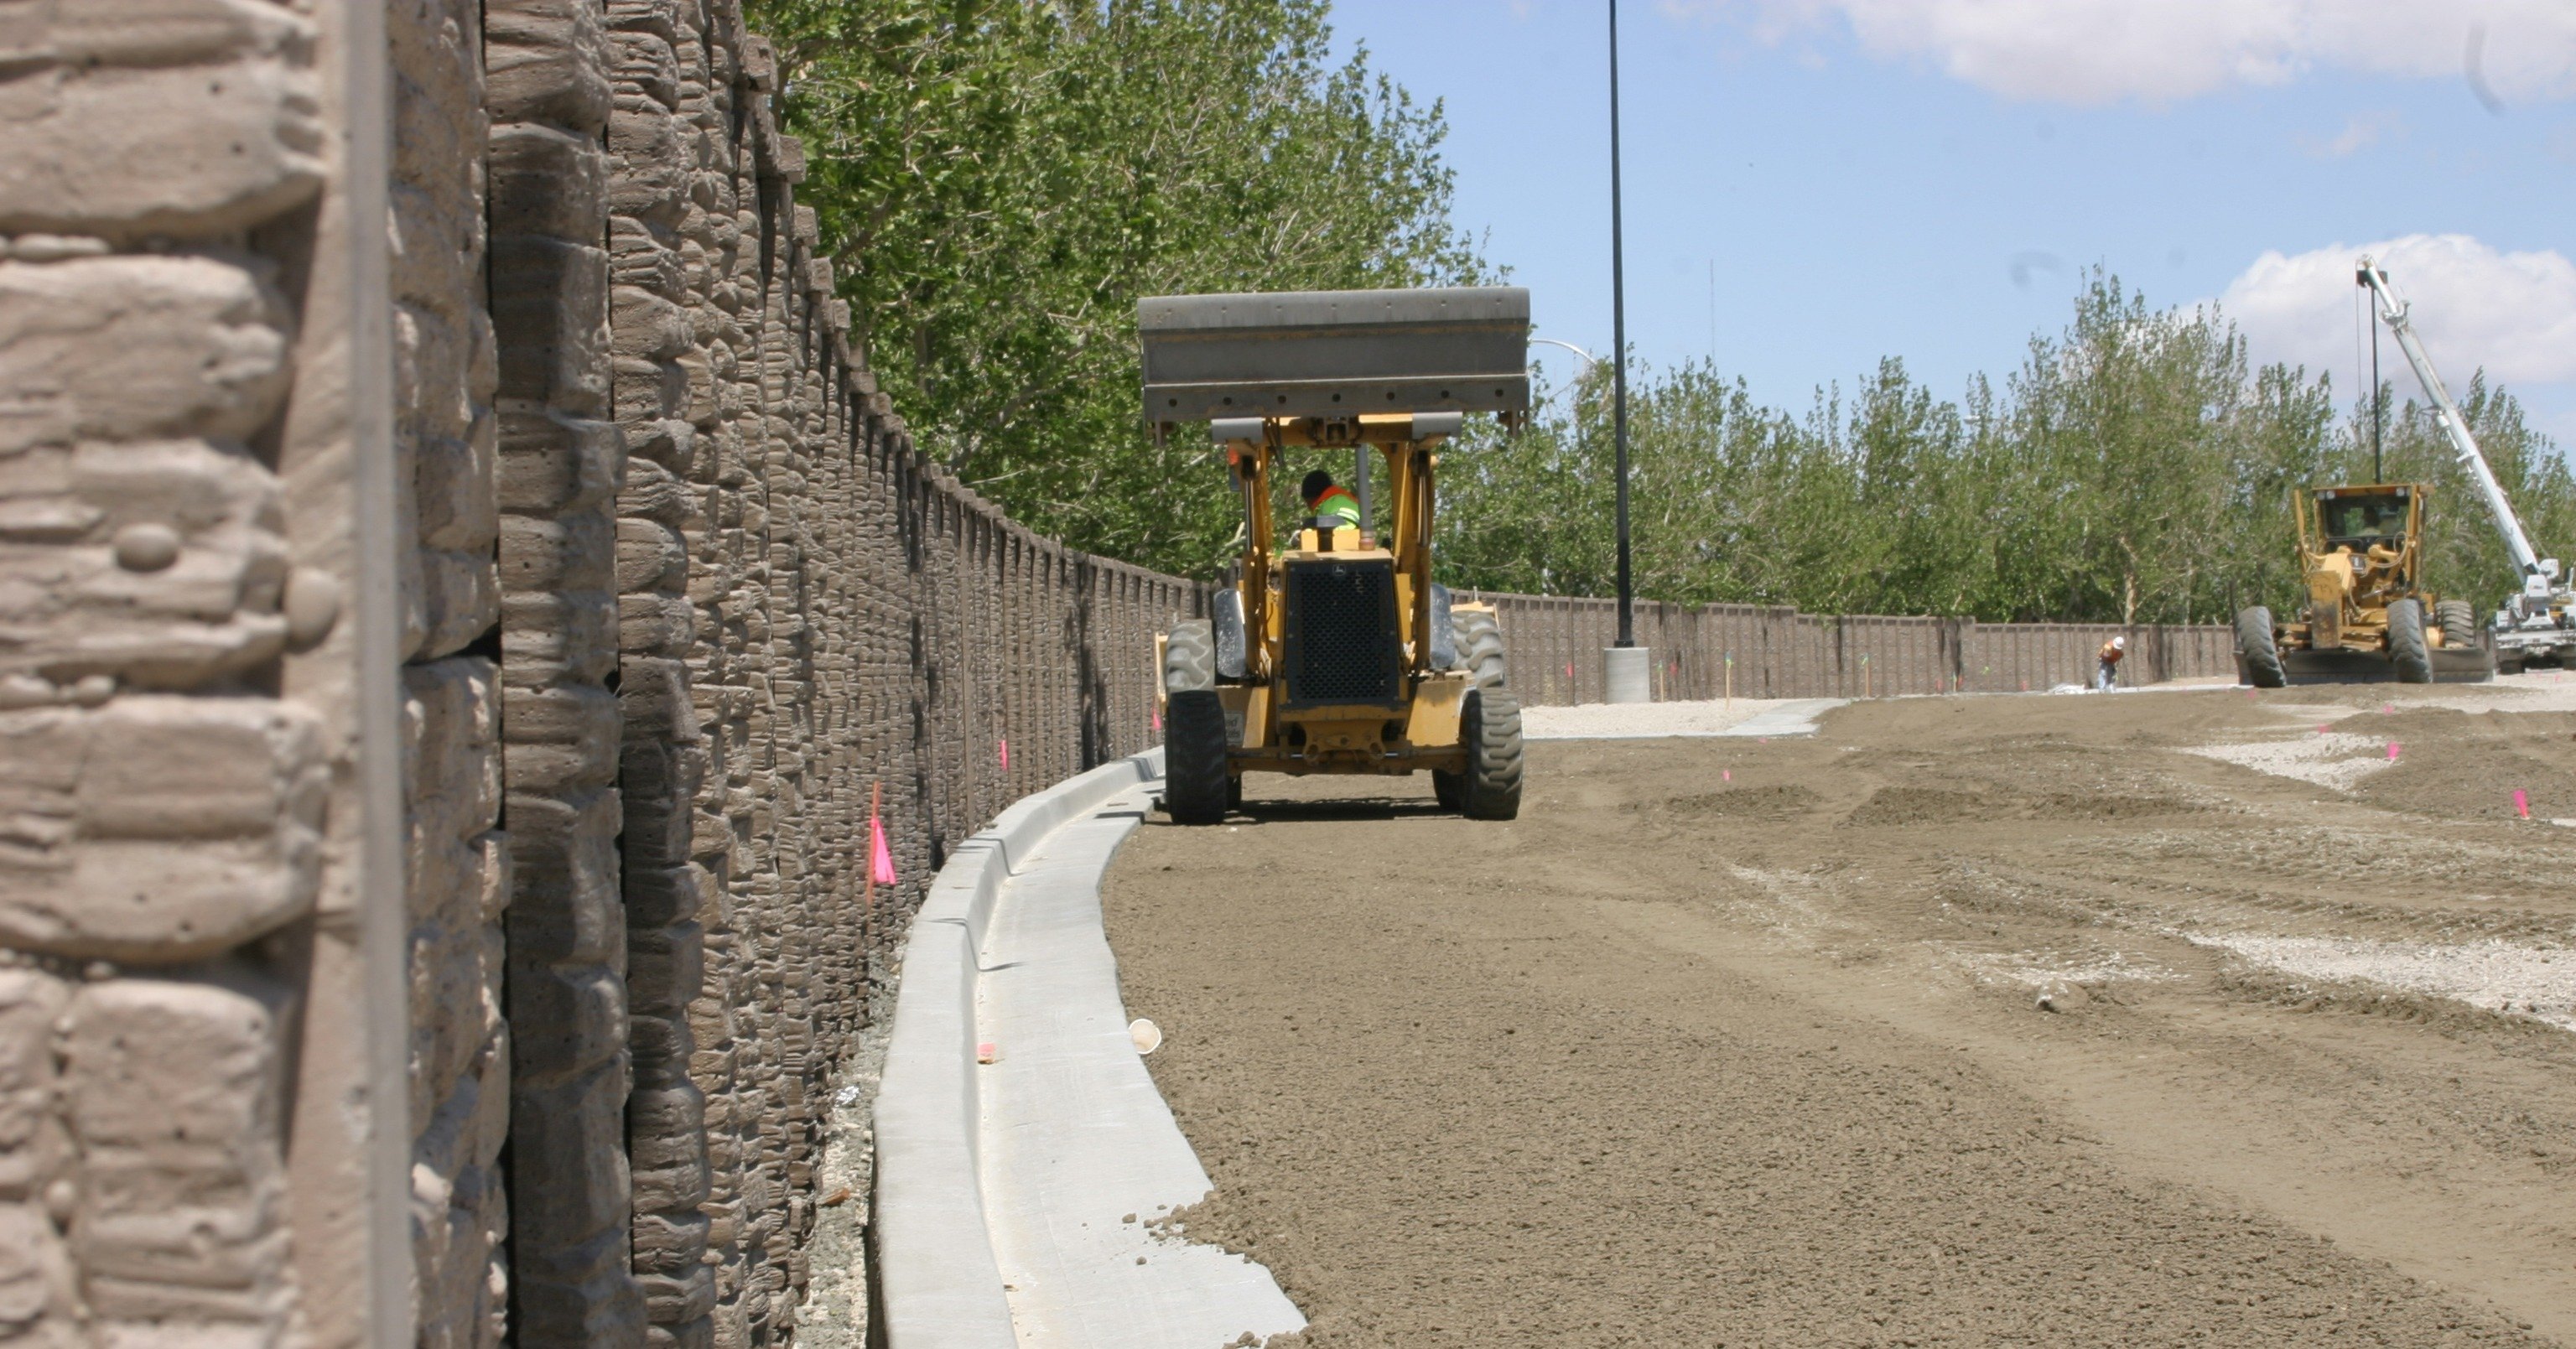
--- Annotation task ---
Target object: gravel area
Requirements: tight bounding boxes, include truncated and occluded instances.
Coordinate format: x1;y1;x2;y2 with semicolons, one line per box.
2187;731;2396;791
1519;696;1841;739
2191;933;2576;1031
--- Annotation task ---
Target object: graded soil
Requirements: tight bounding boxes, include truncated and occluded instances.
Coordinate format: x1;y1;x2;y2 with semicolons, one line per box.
1102;681;2576;1348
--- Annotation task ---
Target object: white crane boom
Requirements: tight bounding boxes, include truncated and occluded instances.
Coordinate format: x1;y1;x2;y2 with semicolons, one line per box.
2356;257;2557;598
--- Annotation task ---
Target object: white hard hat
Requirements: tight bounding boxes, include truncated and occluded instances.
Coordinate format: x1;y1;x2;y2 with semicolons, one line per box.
2111;636;2126;649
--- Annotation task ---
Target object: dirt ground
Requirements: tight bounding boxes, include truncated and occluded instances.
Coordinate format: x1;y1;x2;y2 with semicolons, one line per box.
1101;680;2576;1348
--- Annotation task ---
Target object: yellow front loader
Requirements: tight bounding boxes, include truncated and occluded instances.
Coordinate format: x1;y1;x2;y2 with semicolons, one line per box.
1140;288;1529;823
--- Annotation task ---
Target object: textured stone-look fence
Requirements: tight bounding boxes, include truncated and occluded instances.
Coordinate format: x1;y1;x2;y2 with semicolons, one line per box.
1475;594;2236;704
1;3;1200;1346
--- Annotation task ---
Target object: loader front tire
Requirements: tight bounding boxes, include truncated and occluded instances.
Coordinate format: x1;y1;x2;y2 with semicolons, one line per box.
2236;606;2286;689
1163;690;1231;824
1459;689;1524;821
1165;620;1215;693
2388;599;2433;683
2437;599;2478;651
1452;609;1509;690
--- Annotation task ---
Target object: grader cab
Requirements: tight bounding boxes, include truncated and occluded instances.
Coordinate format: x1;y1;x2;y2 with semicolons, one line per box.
1140;287;1529;823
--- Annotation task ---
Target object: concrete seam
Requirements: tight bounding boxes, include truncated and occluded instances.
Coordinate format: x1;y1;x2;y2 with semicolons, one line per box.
339;0;417;1337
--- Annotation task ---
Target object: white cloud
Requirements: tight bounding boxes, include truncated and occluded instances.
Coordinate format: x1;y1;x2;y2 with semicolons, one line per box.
2296;109;2401;159
2216;235;2576;397
1670;0;2576;106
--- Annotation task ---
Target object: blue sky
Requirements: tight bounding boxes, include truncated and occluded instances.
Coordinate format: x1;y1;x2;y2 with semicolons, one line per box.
1327;0;2576;447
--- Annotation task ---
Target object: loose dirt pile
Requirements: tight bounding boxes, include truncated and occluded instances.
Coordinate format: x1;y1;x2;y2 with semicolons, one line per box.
1103;681;2576;1347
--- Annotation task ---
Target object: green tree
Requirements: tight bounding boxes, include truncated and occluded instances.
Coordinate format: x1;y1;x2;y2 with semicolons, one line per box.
1435;272;2559;626
752;0;1483;574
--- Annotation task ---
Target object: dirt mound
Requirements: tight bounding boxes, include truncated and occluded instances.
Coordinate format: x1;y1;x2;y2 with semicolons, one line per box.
1846;785;2009;826
2345;707;2576;821
1846;784;2205;827
1647;783;1820;821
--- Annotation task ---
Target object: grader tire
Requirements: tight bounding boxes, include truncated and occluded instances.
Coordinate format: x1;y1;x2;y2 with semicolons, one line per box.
2388;599;2433;684
1163;690;1231;824
1431;767;1463;809
1165;620;1215;693
2437;599;2478;652
1460;689;1524;821
1452;609;1509;690
2236;606;2286;689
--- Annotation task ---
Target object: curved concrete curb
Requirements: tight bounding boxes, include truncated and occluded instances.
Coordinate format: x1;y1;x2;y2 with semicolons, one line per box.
873;752;1301;1348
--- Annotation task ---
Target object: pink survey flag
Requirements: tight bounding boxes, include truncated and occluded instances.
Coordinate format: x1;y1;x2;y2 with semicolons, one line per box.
870;815;898;887
867;781;898;890
999;737;1010;771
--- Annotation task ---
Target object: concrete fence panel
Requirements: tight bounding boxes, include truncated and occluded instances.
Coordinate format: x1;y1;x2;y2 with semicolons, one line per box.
1472;594;2235;705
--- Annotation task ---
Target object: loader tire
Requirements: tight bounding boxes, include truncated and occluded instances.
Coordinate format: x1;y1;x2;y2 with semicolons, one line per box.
2388;599;2433;684
1452;609;1509;690
1165;620;1215;693
1163;690;1231;824
2236;606;2286;689
2437;599;2478;651
1459;689;1524;821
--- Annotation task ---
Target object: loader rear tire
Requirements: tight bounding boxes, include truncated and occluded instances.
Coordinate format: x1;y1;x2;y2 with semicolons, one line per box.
1459;689;1524;821
1452;609;1509;690
1165;620;1215;693
2437;599;2478;651
1164;690;1231;824
2236;606;2286;689
2388;599;2433;684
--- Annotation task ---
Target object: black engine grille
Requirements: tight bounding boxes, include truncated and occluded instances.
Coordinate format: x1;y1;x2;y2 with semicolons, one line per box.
1282;559;1404;708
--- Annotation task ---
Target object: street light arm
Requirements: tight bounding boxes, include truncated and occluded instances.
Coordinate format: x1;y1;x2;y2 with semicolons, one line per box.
1530;336;1600;374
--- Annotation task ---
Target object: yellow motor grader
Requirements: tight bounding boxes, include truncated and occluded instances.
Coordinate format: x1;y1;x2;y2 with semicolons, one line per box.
1140;287;1528;823
2235;482;2492;686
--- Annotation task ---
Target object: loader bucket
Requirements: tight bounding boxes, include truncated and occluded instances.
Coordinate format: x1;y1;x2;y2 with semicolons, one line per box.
1139;286;1530;424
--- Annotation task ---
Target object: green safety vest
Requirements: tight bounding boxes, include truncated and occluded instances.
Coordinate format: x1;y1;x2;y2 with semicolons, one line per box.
1308;485;1362;527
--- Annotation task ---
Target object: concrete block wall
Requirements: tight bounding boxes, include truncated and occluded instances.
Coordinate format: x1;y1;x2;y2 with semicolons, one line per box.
1;1;420;1346
7;2;1207;1346
1466;593;2237;703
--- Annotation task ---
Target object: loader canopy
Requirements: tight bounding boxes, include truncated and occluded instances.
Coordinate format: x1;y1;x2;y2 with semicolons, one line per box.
1138;287;1530;429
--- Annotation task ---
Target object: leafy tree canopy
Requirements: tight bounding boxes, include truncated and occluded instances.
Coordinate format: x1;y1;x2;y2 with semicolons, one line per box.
758;3;2562;625
1441;271;2564;625
755;0;1482;572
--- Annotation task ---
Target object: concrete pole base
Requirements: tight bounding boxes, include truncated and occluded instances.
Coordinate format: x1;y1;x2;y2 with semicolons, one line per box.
1604;646;1653;704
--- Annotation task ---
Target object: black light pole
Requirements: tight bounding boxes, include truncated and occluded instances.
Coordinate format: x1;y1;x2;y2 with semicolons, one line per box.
1608;0;1634;648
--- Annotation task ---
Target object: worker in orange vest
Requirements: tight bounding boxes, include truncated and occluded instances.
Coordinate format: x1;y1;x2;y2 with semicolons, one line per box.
2095;635;2126;691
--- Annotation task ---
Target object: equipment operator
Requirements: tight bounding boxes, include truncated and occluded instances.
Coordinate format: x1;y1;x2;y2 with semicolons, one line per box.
1300;470;1363;531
